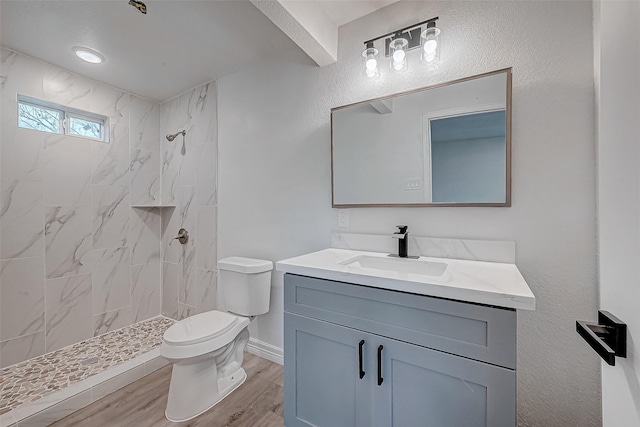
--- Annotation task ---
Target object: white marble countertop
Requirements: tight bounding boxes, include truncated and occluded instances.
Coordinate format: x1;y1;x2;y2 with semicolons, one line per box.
276;248;535;310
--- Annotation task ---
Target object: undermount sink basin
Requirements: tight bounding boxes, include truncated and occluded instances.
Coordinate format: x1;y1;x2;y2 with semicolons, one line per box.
340;255;448;277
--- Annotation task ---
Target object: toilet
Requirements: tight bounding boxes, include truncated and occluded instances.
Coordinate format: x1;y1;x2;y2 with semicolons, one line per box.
160;257;273;422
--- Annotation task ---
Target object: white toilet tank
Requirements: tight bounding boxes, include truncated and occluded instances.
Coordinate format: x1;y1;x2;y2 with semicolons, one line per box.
218;257;273;316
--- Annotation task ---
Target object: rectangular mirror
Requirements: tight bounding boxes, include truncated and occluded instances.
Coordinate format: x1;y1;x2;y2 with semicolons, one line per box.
331;68;511;207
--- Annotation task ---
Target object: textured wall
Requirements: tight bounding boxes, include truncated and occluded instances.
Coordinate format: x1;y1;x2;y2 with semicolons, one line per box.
218;43;333;352
219;1;599;425
160;82;218;320
0;48;162;368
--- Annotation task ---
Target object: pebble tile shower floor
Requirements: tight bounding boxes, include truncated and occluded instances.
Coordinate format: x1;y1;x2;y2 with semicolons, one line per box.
0;316;174;415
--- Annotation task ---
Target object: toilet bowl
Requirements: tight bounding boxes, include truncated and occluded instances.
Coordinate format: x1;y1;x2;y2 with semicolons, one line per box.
161;257;273;422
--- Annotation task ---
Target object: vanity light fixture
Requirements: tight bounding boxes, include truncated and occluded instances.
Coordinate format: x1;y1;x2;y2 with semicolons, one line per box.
361;17;440;79
72;47;104;64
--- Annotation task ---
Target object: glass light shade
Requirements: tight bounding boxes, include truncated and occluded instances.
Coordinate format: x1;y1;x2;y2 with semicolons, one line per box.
389;37;408;72
362;45;380;79
72;47;104;64
420;25;441;65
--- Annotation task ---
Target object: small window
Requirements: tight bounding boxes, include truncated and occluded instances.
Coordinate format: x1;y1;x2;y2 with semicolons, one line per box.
18;95;109;142
69;115;102;139
18;101;63;134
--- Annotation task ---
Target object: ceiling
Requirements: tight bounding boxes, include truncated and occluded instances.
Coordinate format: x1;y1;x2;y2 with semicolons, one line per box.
0;1;397;102
320;0;398;27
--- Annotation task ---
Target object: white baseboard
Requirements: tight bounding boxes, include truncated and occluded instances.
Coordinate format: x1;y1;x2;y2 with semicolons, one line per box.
246;338;283;365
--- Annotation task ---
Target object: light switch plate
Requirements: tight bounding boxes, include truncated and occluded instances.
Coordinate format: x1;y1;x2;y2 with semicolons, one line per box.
338;209;350;228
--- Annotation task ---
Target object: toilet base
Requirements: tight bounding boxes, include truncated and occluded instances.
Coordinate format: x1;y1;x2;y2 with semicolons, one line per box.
165;366;247;422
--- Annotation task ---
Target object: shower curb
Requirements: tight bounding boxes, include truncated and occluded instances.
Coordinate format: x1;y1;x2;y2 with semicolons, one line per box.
1;350;169;427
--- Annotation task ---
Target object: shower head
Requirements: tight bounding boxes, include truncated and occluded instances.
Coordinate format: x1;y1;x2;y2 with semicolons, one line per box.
166;130;186;142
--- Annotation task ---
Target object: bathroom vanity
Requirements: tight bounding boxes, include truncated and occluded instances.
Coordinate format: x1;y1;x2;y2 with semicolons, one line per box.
277;248;535;427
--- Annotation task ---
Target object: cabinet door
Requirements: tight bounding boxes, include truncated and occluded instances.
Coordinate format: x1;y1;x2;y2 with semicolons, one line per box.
284;312;372;427
373;335;515;427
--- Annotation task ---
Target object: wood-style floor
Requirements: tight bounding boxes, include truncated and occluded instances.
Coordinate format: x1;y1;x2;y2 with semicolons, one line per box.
51;353;284;427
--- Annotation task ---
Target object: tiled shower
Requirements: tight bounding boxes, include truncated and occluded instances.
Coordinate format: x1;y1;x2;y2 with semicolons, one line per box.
160;82;218;320
0;47;218;369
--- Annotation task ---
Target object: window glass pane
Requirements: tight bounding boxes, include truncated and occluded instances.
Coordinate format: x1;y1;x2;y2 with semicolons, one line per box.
17;96;108;142
69;116;102;139
18;102;62;134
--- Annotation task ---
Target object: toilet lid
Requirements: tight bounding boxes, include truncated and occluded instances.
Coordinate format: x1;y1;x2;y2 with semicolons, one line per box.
163;310;239;346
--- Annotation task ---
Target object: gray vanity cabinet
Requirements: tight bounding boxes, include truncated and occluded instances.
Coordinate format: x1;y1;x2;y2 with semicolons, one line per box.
284;273;518;427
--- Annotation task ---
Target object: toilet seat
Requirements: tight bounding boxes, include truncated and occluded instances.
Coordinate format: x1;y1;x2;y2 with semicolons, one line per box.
161;310;251;361
164;311;239;346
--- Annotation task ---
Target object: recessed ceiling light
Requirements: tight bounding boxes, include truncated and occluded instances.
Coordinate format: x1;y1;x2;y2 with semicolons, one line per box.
72;47;104;64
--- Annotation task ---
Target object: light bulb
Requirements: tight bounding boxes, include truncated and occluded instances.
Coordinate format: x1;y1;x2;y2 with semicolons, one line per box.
423;39;437;54
362;43;379;79
392;49;405;63
388;36;408;72
420;23;441;66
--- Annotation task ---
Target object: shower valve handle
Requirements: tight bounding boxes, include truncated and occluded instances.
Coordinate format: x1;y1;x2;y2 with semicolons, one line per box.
170;228;189;245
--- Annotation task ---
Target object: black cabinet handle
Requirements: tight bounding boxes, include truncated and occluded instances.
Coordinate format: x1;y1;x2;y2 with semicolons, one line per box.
377;345;384;386
358;340;365;379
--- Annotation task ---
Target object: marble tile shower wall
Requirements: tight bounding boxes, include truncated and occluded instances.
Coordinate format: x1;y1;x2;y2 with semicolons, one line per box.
0;48;163;368
160;82;217;319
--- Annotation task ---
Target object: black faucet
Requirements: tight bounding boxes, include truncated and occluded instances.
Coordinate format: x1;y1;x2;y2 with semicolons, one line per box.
392;225;409;258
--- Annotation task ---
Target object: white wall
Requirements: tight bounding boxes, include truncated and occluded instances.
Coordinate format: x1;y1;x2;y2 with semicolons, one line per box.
595;1;640;425
218;44;333;352
219;1;599;424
